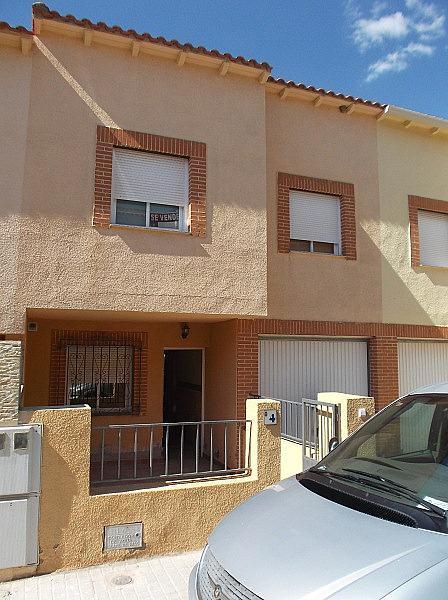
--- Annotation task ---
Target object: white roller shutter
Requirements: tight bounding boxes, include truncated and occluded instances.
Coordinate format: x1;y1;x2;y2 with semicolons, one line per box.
418;210;448;267
259;337;368;402
289;191;341;246
112;148;188;207
398;340;448;396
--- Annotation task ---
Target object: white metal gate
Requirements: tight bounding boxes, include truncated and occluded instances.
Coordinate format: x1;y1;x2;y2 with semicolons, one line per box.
259;337;369;402
280;397;340;470
398;340;448;396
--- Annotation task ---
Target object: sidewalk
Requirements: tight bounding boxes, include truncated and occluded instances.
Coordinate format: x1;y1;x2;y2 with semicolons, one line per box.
0;550;201;600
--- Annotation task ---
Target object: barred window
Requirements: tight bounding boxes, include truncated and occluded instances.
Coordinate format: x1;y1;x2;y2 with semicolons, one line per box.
65;345;133;414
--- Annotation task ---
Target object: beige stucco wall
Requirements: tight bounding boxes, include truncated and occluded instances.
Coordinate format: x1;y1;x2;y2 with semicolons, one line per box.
4;399;280;579
318;392;375;439
377;122;448;326
265;94;383;322
2;33;267;334
0;46;31;334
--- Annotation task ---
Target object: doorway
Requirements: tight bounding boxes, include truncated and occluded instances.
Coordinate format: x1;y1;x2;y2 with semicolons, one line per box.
163;349;203;424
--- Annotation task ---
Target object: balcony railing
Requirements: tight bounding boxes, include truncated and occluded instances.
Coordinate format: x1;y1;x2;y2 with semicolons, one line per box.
90;419;252;485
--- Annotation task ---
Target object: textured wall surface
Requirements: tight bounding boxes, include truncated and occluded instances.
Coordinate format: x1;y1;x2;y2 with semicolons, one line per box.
377;122;448;326
0;341;22;423
8;399;280;578
1;33;267;334
265;93;382;323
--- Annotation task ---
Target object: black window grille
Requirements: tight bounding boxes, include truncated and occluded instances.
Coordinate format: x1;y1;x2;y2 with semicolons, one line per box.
54;336;143;415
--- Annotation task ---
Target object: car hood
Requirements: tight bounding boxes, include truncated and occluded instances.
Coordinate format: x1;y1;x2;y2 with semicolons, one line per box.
208;476;448;600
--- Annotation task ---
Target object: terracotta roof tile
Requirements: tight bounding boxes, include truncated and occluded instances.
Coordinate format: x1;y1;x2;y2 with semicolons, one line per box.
31;4;385;110
32;3;272;71
269;76;386;109
0;21;32;35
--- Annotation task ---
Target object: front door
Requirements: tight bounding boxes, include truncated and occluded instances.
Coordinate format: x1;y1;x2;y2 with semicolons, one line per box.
163;349;203;424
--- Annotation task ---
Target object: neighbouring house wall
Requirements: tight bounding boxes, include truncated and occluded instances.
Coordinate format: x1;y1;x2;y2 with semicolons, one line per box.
265;93;382;323
377;122;448;326
0;46;31;335
8;399;280;578
0;341;22;423
3;32;267;334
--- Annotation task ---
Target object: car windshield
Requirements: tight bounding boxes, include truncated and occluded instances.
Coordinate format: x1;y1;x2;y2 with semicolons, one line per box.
314;394;448;514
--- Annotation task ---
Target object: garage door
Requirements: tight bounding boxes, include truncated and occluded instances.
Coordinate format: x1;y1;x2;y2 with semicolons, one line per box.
259;337;369;401
398;340;448;396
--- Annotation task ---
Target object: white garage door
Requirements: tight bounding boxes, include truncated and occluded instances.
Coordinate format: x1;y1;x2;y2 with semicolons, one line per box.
398;340;448;396
259;337;369;401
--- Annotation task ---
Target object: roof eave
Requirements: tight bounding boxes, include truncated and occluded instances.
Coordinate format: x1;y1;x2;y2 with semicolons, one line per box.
32;3;272;78
379;105;448;137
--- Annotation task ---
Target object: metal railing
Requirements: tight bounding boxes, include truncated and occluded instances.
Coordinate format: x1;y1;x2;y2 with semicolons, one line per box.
278;396;340;469
280;398;303;442
301;398;339;470
90;419;252;484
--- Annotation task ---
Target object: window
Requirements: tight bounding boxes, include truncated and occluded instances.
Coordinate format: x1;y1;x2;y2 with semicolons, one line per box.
418;210;448;267
289;190;341;255
65;345;133;413
111;148;189;231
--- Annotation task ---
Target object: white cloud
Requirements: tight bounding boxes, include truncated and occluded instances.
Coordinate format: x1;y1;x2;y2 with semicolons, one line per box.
366;41;435;81
347;0;445;80
354;12;409;49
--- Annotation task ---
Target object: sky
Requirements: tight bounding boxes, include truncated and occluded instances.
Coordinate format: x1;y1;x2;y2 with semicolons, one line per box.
1;0;447;118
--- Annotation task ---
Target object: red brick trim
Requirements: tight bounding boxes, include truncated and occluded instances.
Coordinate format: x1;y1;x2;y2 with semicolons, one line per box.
368;337;399;410
94;126;207;237
49;329;148;415
236;318;448;417
409;195;448;267
277;172;356;260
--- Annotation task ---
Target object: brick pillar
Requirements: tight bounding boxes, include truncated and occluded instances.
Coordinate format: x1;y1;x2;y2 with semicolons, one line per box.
369;336;399;411
236;321;258;420
0;340;22;423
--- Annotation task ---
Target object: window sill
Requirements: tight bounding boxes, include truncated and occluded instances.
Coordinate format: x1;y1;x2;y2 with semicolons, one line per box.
414;264;448;272
287;250;347;260
107;223;191;235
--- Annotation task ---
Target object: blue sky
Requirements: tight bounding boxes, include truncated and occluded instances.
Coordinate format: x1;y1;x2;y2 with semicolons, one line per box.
2;0;447;118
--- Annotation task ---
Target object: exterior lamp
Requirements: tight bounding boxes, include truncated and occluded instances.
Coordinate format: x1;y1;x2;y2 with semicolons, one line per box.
181;323;190;339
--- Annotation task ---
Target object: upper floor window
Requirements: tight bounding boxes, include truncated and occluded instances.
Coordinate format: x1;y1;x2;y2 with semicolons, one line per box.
289;190;341;255
94;126;206;237
112;148;188;231
418;210;448;267
111;148;189;232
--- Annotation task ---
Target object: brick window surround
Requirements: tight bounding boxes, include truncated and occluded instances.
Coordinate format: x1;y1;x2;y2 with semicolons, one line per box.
49;330;148;416
409;195;448;267
278;172;356;259
94;126;207;237
236;318;448;417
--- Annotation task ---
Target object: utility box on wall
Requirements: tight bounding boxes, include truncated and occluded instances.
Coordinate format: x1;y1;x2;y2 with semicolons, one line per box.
0;424;41;569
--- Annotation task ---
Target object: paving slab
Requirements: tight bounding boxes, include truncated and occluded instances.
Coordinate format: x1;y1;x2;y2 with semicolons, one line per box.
0;550;201;600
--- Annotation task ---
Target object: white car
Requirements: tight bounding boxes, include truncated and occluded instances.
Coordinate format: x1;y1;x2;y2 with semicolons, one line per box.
190;383;448;599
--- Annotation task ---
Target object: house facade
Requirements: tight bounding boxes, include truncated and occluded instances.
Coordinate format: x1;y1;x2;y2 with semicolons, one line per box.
2;3;448;442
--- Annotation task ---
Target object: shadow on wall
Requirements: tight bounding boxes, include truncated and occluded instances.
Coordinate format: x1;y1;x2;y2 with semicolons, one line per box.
26;422;78;572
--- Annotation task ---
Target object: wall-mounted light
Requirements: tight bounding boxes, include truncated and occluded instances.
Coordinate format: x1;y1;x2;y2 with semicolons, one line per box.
181;323;190;339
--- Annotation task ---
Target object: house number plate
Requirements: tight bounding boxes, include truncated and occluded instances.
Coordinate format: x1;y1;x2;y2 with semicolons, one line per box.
104;522;143;551
264;410;278;425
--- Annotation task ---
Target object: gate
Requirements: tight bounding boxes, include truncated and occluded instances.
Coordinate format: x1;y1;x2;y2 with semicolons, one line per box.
280;398;340;471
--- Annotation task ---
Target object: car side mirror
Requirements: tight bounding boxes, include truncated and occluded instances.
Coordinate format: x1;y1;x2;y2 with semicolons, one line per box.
328;437;339;452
